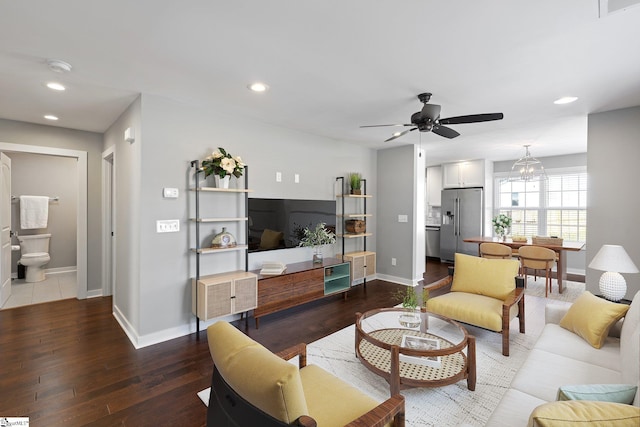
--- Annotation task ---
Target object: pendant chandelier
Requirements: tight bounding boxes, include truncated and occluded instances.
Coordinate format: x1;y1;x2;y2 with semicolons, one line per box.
508;145;548;182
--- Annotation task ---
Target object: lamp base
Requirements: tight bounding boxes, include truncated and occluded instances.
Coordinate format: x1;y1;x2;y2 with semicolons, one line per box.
598;271;627;302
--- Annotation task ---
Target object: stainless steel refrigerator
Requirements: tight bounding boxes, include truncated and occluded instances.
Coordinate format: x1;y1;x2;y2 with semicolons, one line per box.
440;187;483;262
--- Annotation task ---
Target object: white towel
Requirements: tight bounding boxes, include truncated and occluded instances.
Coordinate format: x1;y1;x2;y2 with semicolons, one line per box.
20;195;49;229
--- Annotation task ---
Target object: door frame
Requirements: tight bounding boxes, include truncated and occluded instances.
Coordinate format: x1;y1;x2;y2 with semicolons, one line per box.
102;147;115;297
0;142;88;299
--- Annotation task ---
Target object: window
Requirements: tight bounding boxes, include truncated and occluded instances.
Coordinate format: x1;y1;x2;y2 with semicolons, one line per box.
494;168;587;241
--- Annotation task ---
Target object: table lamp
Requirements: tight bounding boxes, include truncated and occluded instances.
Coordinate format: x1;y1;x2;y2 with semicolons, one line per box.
588;244;639;301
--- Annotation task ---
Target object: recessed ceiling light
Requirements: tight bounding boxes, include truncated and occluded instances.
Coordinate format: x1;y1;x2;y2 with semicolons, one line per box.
554;96;578;105
44;115;59;121
46;82;66;91
247;82;269;92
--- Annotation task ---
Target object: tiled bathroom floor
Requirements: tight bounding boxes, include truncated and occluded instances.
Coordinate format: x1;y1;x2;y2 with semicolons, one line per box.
1;271;77;310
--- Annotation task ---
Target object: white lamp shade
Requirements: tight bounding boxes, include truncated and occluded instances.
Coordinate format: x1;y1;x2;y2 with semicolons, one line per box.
588;245;639;274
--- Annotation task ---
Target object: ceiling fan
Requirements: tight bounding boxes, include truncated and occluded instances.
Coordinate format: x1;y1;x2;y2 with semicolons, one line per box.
361;92;504;142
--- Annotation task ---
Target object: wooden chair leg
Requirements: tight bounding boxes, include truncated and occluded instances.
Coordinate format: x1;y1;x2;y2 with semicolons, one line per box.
502;305;510;356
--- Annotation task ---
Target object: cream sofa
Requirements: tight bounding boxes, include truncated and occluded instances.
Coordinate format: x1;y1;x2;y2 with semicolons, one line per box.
486;290;640;426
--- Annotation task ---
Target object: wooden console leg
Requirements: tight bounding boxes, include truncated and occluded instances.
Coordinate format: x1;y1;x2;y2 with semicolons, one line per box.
255;317;260;329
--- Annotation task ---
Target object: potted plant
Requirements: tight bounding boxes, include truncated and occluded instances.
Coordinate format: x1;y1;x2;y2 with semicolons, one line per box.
298;222;336;263
349;172;362;195
201;147;245;188
394;286;422;328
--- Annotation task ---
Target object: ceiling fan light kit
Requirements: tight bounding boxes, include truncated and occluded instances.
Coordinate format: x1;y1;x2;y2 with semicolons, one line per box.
361;92;504;142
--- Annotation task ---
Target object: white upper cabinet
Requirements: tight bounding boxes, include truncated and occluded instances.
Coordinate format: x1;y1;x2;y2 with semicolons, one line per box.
442;159;485;188
426;166;442;206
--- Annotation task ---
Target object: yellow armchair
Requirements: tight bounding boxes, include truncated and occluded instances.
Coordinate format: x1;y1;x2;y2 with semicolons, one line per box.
425;253;525;356
206;321;405;427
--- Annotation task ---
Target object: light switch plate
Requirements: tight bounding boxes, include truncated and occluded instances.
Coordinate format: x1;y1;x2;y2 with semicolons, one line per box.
398;214;408;223
157;219;180;233
163;188;179;198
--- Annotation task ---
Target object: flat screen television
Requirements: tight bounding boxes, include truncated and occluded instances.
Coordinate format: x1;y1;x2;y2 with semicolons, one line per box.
248;198;336;253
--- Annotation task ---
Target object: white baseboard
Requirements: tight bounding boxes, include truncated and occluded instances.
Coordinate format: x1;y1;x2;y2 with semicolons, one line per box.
112;303;241;349
45;266;77;275
376;273;418;286
86;289;103;298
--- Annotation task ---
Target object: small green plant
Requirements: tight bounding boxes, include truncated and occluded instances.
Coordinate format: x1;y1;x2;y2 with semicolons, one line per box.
298;222;337;247
349;172;362;193
394;286;419;310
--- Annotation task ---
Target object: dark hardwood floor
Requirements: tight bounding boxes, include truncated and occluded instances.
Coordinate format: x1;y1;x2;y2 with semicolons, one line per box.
0;260;450;426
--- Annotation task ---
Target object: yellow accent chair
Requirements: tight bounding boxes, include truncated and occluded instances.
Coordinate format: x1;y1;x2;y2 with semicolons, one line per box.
519;245;557;297
206;321;405;427
425;253;525;356
480;242;513;259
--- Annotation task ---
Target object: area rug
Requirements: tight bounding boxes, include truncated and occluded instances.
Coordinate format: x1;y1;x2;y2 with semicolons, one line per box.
199;279;585;426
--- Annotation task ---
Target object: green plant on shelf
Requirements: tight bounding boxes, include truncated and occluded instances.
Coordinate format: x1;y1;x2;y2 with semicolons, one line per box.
349;172;362;194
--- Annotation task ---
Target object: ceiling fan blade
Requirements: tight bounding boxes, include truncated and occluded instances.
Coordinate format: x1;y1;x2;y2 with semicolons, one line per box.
360;124;413;128
384;127;417;142
439;113;504;125
432;125;460;139
420;104;441;121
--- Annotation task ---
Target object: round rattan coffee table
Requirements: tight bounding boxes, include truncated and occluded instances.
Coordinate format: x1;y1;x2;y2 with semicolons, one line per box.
355;308;476;396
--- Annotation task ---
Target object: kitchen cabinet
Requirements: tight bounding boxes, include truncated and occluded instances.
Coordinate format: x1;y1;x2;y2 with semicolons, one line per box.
442;159;485;188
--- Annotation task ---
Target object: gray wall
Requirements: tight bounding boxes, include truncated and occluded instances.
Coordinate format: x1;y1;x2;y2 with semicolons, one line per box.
376;145;424;285
103;95;142;334
106;94;377;344
587;106;640;298
0;119;103;292
9;152;77;272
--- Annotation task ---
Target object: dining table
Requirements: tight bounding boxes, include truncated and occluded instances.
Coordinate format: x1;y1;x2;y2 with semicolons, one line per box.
462;236;585;291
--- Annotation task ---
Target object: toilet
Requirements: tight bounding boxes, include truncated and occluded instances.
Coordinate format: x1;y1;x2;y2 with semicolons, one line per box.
17;234;51;283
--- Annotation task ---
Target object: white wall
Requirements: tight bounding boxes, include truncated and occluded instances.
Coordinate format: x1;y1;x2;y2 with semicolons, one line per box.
113;93;378;346
587;106;640;298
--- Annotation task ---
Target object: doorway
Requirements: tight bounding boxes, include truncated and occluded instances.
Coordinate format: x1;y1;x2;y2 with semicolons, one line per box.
102;147;115;297
0;142;88;303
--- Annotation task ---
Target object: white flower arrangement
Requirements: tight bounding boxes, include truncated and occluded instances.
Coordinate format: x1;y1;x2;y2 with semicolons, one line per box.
492;213;512;237
201;147;245;178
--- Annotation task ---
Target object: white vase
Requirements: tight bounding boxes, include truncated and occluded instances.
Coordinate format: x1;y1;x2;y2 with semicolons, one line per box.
215;175;230;189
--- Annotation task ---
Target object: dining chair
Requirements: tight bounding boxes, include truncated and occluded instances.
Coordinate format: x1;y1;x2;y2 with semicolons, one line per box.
518;246;558;297
479;242;513;259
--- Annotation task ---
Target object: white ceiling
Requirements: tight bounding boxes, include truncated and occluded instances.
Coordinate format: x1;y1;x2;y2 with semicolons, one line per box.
1;1;639;166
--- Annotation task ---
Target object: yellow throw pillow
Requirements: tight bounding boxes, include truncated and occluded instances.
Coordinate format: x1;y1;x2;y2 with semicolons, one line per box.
528;400;640;427
259;229;284;250
451;253;520;300
559;291;629;349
